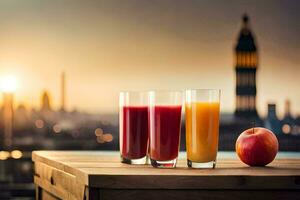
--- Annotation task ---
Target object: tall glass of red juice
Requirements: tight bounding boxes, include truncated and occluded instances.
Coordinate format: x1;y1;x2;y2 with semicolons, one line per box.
148;91;182;168
119;91;149;164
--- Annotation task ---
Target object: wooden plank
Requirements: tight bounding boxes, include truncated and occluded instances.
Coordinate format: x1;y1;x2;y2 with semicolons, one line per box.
32;151;300;190
62;160;300;169
34;176;67;199
78;165;300;176
32;151;300;164
40;189;60;200
99;189;300;200
32;151;300;170
34;162;86;200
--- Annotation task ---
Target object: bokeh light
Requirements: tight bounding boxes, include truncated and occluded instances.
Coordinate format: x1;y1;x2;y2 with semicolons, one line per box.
103;133;113;142
282;124;291;134
35;119;45;129
11;150;23;159
95;128;103;136
53;124;62;133
0;151;10;160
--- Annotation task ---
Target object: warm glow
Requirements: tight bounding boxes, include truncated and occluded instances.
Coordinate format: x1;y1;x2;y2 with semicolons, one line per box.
35;119;45;129
0;151;10;160
282;124;291;134
0;75;18;92
11;150;23;159
53;124;62;133
96;133;113;143
95;128;103;136
103;133;113;142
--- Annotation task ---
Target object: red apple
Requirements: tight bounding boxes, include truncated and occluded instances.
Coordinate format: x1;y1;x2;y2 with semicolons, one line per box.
236;127;279;166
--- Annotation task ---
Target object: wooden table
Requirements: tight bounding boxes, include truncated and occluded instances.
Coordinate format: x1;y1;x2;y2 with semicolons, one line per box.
32;151;300;200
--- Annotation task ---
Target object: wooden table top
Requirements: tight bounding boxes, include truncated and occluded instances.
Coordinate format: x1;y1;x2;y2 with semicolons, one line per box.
32;151;300;190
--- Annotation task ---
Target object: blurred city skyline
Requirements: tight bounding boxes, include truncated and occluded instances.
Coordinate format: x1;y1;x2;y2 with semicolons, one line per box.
0;0;299;117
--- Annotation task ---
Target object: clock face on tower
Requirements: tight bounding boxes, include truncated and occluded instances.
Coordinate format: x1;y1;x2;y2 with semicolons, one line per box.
234;14;258;118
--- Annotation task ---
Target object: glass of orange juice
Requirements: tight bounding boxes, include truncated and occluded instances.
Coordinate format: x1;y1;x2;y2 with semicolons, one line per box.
185;89;220;168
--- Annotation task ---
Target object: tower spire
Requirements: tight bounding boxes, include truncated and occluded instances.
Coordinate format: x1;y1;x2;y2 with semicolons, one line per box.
41;90;52;112
241;13;251;32
242;13;249;25
284;99;291;117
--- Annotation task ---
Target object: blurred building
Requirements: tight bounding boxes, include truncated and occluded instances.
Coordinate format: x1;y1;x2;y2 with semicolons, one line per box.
264;103;281;134
234;14;258;119
281;100;297;135
41;91;52;112
2;92;14;149
60;72;66;112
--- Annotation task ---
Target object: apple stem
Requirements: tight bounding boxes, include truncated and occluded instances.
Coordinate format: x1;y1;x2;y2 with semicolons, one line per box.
252;121;255;134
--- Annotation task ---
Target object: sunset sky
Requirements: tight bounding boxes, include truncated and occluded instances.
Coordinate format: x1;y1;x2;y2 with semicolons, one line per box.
0;0;299;117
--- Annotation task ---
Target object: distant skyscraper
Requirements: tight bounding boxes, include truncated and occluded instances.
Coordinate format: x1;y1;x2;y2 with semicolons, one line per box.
284;100;291;117
265;103;281;134
281;99;295;134
61;72;66;111
3;93;14;148
234;14;258;118
41;90;52;112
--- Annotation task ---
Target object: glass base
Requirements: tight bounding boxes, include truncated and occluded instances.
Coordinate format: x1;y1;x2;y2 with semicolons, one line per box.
150;158;177;168
121;155;147;165
146;156;151;165
187;159;216;169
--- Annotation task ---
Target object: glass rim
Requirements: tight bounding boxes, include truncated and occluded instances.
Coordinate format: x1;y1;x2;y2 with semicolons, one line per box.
148;89;183;94
119;90;149;95
185;88;221;92
185;89;221;102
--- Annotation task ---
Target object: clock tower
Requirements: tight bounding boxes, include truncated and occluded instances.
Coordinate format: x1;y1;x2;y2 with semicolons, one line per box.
234;14;259;118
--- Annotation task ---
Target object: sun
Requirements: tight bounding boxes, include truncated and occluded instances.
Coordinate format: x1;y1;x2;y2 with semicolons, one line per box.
0;75;18;92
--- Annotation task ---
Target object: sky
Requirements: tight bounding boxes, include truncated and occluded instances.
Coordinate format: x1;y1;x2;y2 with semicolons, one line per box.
0;0;299;117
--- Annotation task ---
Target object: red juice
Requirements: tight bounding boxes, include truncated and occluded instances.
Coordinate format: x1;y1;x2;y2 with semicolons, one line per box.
149;105;182;161
120;106;149;160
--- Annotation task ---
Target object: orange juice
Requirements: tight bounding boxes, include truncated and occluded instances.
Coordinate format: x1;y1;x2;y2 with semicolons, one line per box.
185;102;220;163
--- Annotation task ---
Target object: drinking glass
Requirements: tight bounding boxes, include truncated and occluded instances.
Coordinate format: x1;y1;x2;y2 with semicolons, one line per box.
119;91;149;164
185;89;220;168
148;90;182;168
